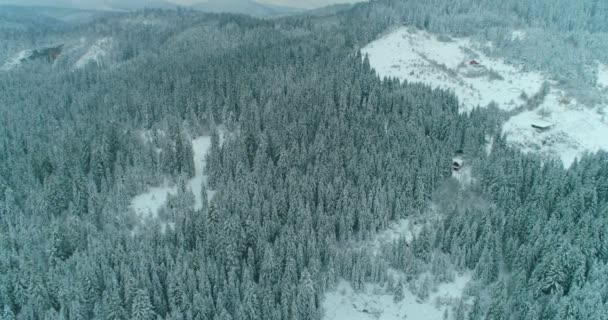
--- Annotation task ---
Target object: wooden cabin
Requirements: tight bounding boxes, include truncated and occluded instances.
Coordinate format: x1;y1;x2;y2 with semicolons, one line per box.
531;121;554;132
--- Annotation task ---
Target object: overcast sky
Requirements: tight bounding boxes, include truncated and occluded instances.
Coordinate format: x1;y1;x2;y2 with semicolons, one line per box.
169;0;364;8
0;0;366;10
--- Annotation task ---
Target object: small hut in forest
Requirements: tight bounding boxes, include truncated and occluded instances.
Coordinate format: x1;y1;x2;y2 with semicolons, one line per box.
531;121;554;133
452;150;465;172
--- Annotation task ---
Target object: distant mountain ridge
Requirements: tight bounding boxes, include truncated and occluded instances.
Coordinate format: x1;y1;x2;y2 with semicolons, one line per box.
192;0;298;16
0;0;298;16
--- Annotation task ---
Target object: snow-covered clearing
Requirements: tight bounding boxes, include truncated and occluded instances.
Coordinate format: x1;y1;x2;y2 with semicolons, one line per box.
324;205;470;320
362;27;545;113
485;135;494;156
452;166;474;187
75;37;112;69
137;129;165;153
362;218;422;256
503;91;608;167
323;275;470;320
130;134;220;231
363;27;608;167
189;136;214;210
510;30;527;41
130;182;177;221
1;50;31;71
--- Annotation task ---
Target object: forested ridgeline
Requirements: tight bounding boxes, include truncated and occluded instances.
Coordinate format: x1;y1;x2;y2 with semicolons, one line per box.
1;3;608;320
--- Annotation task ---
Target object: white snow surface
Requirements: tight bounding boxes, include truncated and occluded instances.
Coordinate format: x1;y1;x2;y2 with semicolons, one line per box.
1;50;32;71
598;64;608;89
190;136;213;210
356;218;422;256
129;134;218;230
503;91;608;167
511;30;527;41
452;166;474;187
130;183;177;221
362;27;545;113
325;208;470;320
363;27;608;167
323;275;470;320
75;37;112;69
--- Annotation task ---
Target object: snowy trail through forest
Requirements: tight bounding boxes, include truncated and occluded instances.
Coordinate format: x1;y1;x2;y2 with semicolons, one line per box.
129;135;215;230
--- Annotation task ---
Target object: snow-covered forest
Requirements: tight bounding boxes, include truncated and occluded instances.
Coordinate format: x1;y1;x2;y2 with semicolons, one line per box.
1;1;608;319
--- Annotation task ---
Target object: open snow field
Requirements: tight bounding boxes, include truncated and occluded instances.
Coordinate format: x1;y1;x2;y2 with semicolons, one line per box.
598;63;608;89
75;37;113;69
503;90;608;167
323;275;470;320
362;27;545;113
363;27;608;167
324;207;470;320
129;134;219;231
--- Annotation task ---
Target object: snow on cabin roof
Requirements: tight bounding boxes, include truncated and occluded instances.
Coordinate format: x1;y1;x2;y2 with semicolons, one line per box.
531;120;554;129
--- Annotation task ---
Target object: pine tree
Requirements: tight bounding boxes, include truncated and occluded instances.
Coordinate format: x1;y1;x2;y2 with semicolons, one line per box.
1;306;15;320
131;289;155;320
296;269;317;320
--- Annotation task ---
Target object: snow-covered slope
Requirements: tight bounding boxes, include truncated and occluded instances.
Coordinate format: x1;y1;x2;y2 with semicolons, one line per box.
323;208;471;320
503;90;608;167
363;27;608;167
598;63;608;89
362;27;545;113
130;182;177;222
1;50;32;71
323;276;470;320
75;37;112;69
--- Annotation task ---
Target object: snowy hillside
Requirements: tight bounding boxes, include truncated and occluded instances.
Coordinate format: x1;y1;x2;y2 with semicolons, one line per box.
502;89;608;167
362;27;545;113
363;27;608;167
323;206;471;320
1;50;32;71
75;37;112;69
598;63;608;89
323;275;470;320
130;135;215;232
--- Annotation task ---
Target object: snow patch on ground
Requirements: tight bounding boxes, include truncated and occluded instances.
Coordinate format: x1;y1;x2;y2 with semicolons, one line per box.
485;135;494;156
598;63;608;89
511;30;527;41
362;27;545;113
323;274;470;320
129;134;221;231
130;182;177;221
363;27;608;167
75;37;112;69
1;50;32;71
326;205;470;320
503;90;608;167
189;136;213;210
452;166;474;187
138;129;165;154
364;219;422;255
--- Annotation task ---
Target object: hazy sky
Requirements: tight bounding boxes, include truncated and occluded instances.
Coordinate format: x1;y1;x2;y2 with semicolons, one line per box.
167;0;365;9
0;0;366;10
256;0;364;9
